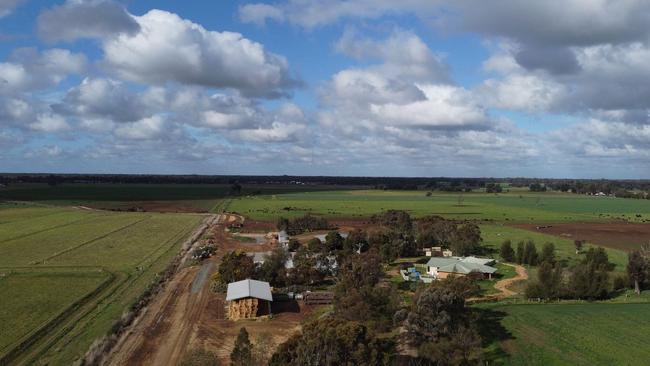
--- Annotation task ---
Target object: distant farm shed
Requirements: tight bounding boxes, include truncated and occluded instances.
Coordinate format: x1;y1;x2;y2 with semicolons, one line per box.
226;279;273;320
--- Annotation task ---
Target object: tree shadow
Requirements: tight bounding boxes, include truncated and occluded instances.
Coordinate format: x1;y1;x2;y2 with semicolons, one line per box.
475;307;514;364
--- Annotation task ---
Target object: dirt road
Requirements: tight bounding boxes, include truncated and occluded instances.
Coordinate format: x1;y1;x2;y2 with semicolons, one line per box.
105;213;305;365
493;263;528;298
105;214;225;366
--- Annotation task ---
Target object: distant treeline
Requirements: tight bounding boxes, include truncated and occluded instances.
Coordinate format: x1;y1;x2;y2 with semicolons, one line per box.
1;173;650;193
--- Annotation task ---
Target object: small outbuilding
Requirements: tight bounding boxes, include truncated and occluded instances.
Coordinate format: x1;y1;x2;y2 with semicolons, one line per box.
278;230;290;248
226;279;273;320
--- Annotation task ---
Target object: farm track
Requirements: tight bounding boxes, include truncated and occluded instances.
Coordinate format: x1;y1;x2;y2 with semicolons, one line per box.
104;214;223;366
493;264;528;298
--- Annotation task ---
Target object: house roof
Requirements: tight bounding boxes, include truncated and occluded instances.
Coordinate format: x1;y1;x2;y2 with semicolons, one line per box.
226;279;273;302
426;257;497;275
248;251;272;263
461;256;496;266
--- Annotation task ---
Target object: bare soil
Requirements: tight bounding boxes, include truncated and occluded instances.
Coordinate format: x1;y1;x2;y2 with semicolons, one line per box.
513;222;650;252
105;214;314;366
493;264;528;298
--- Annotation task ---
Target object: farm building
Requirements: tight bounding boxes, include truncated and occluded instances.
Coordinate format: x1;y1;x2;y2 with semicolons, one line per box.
422;247;453;257
226;279;273;320
426;256;496;279
247;251;295;269
278;230;290;247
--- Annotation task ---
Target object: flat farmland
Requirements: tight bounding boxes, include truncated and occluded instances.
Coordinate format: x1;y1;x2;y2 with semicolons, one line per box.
491;303;650;365
480;225;628;272
0;183;353;213
229;190;650;223
0;205;203;365
514;222;650;252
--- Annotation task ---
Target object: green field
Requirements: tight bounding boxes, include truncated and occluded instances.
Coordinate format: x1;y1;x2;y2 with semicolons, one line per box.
0;205;203;365
481;225;628;272
228;190;650;223
0;183;352;213
487;303;650;365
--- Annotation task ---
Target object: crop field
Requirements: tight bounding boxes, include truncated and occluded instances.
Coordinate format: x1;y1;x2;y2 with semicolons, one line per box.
0;183;351;213
229;189;650;223
491;303;650;365
0;205;203;365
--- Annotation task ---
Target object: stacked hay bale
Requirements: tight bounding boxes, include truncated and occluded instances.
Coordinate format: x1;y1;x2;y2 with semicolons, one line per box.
228;298;260;320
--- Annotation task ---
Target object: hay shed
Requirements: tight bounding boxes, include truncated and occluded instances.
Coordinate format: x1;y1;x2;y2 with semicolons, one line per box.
226;279;273;320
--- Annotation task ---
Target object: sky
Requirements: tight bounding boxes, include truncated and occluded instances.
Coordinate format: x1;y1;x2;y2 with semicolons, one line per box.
1;0;650;178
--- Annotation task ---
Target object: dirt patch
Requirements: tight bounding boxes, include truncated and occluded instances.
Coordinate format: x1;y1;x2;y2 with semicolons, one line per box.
239;219;275;233
513;222;650;252
493;264;528;298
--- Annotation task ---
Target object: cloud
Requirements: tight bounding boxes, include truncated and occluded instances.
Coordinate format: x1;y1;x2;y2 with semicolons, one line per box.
29;113;70;132
0;0;23;18
38;0;140;42
369;85;489;129
102;10;297;97
239;3;285;25
239;0;434;28
479;42;650;114
114;115;167;140
335;29;450;84
314;30;541;172
53;77;149;122
0;48;86;93
243;0;650;47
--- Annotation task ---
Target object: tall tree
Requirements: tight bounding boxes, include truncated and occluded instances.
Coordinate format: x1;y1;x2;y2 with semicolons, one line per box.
324;231;344;252
540;242;556;265
269;318;393;366
404;277;483;364
450;224;482;256
499;240;515;262
344;229;368;254
333;251;398;329
627;250;647;295
213;251;255;289
523;241;538;265
515;241;525;264
231;327;252;366
525;261;564;300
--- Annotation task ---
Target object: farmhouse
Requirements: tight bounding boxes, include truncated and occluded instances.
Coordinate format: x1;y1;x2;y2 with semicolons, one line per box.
226;279;273;320
426;256;497;279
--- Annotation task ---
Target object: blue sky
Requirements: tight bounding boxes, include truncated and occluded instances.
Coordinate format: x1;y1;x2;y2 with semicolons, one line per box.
1;0;650;178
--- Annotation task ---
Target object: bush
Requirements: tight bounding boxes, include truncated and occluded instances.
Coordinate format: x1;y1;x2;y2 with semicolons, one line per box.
613;274;629;291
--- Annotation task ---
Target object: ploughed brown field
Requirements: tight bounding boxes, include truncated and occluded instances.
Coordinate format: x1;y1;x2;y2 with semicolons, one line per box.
514;222;650;251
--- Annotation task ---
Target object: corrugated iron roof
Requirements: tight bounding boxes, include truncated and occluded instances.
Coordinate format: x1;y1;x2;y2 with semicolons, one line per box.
226;279;273;302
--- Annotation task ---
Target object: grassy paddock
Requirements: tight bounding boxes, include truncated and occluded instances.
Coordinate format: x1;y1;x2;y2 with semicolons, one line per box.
481;224;628;273
0;271;110;356
483;303;650;365
0;207;203;364
228;190;650;222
